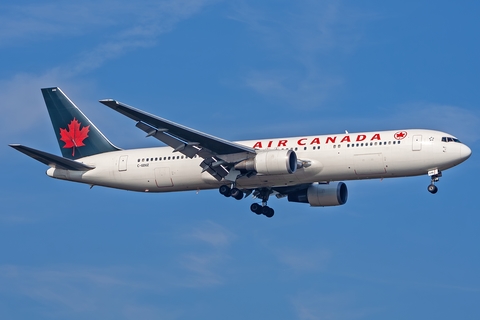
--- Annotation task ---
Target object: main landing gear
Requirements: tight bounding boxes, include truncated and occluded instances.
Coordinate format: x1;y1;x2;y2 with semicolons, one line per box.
250;203;274;218
219;185;275;218
219;184;244;200
427;170;442;194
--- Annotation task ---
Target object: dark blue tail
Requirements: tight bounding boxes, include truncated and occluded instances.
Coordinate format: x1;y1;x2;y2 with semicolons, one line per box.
42;87;120;159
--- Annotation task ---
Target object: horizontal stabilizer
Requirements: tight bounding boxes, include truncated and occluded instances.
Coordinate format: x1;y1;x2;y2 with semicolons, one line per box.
9;144;95;171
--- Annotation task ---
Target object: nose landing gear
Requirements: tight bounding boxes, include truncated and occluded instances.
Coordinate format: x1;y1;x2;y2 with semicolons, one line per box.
427;184;438;194
427;169;442;194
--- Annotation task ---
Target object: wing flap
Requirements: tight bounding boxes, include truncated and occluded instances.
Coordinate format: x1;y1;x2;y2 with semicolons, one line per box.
135;121;200;158
9;144;95;171
99;99;255;155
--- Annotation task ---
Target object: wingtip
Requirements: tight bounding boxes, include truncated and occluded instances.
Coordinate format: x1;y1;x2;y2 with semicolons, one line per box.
99;99;120;109
99;99;117;105
41;87;60;91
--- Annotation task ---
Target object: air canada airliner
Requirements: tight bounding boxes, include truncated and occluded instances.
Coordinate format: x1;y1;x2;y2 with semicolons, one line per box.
10;87;472;218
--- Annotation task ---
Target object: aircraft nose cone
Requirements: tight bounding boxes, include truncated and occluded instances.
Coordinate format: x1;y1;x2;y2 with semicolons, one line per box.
460;144;472;161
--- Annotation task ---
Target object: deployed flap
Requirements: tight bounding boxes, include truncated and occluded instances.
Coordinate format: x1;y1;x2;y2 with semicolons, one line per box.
99;99;255;156
9;144;95;171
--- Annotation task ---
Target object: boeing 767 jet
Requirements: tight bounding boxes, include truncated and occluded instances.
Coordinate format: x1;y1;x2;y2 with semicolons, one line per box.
10;88;472;217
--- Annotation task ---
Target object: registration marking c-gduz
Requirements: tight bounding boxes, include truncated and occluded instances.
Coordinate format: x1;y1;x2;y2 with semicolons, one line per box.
10;88;472;218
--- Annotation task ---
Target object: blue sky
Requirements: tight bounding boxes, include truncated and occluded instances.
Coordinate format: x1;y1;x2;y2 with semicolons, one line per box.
1;0;479;319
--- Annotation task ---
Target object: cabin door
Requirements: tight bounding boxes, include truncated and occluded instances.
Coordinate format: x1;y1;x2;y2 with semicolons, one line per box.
118;155;128;171
412;135;422;151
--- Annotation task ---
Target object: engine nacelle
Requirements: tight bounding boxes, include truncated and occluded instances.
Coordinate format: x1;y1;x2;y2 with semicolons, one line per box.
235;149;297;175
287;182;348;207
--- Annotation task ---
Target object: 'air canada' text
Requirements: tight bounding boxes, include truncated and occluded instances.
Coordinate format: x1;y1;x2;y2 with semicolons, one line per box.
252;133;382;149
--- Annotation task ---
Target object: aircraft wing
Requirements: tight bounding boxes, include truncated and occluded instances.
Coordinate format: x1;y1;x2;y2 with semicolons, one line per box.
9;144;95;171
99;99;256;180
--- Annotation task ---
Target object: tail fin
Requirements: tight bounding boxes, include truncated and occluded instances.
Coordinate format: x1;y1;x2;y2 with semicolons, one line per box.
42;87;120;159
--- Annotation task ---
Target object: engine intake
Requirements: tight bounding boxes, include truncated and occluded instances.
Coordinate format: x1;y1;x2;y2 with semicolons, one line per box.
235;149;297;175
288;182;348;207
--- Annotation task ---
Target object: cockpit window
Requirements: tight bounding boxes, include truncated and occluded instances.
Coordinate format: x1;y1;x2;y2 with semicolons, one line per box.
442;137;461;143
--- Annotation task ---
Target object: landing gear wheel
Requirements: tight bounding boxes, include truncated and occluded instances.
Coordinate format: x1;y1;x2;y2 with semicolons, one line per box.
427;184;438;194
219;185;231;197
231;188;244;200
262;206;274;218
250;203;263;215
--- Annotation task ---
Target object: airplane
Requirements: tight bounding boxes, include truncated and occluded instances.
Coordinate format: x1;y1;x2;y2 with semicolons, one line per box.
10;87;472;218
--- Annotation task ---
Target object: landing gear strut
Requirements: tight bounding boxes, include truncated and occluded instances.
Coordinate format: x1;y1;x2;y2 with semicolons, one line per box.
427;170;442;194
218;185;275;218
250;188;274;218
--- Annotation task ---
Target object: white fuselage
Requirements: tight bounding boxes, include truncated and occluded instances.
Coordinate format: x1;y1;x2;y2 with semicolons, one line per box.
46;129;471;192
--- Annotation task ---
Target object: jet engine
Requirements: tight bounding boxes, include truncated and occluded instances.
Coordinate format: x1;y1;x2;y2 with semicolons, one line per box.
235;149;297;175
287;182;348;207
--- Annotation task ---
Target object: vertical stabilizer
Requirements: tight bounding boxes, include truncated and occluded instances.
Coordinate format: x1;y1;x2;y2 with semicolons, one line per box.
42;87;120;159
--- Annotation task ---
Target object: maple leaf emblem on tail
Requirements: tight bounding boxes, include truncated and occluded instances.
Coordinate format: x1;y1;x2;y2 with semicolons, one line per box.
59;118;90;156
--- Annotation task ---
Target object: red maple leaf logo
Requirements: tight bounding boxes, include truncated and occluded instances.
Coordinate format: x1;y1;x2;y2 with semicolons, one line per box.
59;118;90;156
394;131;407;140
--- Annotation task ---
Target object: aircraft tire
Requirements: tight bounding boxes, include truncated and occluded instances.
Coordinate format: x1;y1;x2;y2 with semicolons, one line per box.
427;184;438;194
231;188;243;200
262;206;274;218
219;185;231;197
250;203;263;215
